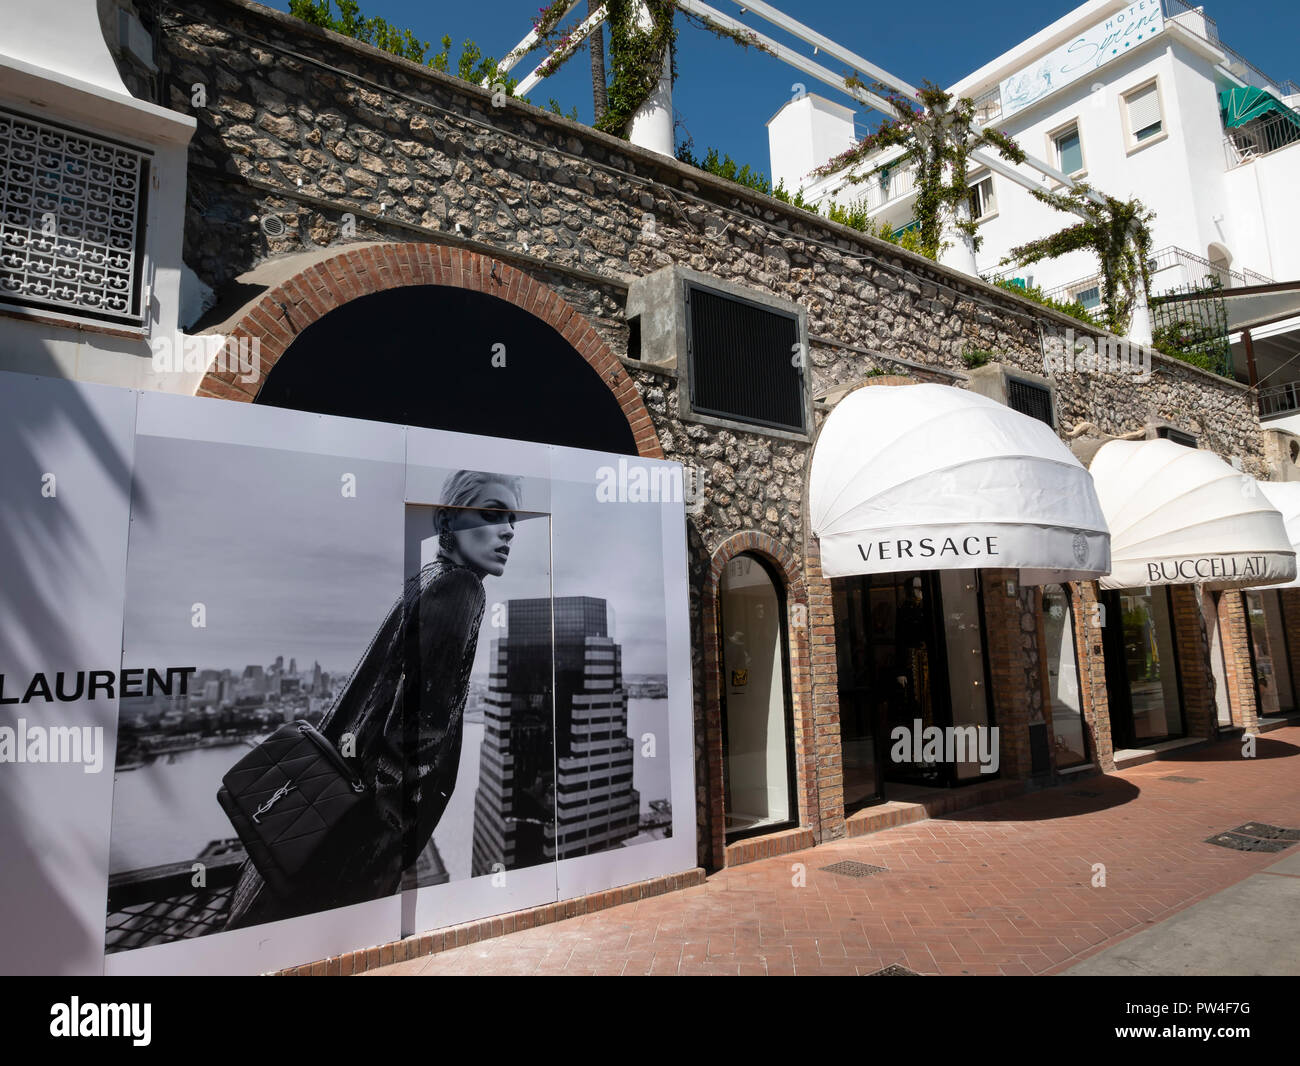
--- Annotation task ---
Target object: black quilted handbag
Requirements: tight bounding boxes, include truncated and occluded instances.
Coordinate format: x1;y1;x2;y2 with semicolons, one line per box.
216;720;375;900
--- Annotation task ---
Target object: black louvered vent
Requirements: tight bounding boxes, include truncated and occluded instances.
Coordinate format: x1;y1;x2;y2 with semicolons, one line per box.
1157;426;1198;448
1007;378;1053;428
686;284;805;433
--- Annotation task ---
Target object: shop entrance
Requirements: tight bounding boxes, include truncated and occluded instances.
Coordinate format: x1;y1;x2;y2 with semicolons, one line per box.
1102;586;1186;748
832;570;993;812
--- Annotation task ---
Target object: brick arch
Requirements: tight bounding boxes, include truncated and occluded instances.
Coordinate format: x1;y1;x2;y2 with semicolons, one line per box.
701;531;816;871
196;242;662;459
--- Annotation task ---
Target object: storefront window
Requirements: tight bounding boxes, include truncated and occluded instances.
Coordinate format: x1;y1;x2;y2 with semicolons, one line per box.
719;553;797;839
1042;585;1090;768
1245;591;1283;719
1258;591;1295;714
1204;590;1233;727
1105;586;1184;745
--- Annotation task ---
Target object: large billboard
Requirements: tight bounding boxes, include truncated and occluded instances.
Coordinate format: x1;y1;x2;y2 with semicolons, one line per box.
0;372;694;975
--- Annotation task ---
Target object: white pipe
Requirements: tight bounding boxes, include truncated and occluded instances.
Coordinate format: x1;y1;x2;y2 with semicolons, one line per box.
489;0;584;84
515;5;609;96
674;0;898;115
721;0;920;101
717;0;1107;209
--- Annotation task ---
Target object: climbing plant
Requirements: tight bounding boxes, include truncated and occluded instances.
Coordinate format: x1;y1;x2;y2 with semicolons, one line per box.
529;1;771;137
812;79;1025;262
1000;182;1155;337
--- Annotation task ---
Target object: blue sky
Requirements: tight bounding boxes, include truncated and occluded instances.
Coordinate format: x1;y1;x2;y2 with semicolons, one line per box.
265;1;1299;182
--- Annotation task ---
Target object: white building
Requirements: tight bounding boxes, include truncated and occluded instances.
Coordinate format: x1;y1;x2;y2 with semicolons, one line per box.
768;0;1300;429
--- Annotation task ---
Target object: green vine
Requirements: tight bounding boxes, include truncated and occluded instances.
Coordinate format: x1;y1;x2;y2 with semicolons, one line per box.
529;2;773;138
1000;182;1155;337
814;79;1025;261
597;0;678;135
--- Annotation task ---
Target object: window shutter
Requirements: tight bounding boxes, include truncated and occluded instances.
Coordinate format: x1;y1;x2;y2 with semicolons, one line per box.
1127;85;1161;133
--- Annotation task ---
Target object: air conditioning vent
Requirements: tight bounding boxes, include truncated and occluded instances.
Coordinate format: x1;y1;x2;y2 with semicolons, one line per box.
624;265;811;441
686;284;804;434
1007;377;1054;428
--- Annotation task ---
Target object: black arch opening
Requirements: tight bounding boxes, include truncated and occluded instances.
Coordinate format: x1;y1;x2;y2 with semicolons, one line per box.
254;284;639;455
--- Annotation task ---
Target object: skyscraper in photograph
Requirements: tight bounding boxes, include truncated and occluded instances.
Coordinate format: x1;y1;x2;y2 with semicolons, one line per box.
471;596;640;876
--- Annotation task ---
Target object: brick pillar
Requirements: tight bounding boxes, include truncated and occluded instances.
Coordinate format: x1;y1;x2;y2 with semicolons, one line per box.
805;535;845;843
1170;584;1217;740
1216;590;1260;733
1071;581;1115;771
982;568;1042;780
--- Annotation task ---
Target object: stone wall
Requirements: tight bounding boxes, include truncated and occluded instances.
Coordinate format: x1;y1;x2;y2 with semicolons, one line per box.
142;0;1274;863
158;0;1263;471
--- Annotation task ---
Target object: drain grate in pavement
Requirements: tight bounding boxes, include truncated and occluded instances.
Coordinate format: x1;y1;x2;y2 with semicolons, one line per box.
867;964;921;976
1161;775;1204;784
821;860;888;878
1205;830;1297;853
1232;823;1300;841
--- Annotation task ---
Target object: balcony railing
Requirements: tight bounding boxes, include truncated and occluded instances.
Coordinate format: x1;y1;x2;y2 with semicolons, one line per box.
1224;109;1300;168
1259;382;1300;420
1147;245;1273;295
1163;0;1300;98
837;159;918;213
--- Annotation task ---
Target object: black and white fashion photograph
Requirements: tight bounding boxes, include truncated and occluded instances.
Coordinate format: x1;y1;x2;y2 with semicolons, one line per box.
104;429;545;949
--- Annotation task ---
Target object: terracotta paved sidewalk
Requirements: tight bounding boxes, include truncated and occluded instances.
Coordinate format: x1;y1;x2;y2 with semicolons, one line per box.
370;726;1300;976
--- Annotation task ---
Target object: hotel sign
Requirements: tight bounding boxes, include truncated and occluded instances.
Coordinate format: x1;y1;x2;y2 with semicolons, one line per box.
999;1;1166;119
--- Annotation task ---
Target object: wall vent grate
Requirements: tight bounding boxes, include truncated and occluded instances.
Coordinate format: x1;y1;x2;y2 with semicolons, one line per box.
0;108;150;325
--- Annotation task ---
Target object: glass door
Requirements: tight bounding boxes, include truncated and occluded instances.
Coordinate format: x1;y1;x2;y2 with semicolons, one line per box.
719;553;798;841
833;570;992;808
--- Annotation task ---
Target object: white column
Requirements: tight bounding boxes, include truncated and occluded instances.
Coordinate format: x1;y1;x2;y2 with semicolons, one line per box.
1129;289;1153;346
939;166;978;276
626;1;675;157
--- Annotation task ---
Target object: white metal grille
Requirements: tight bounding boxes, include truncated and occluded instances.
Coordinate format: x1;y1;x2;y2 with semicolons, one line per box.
0;109;150;325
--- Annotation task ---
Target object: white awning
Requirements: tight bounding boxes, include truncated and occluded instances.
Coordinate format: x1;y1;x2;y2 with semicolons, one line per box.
1252;480;1300;590
1089;439;1296;590
809;383;1111;584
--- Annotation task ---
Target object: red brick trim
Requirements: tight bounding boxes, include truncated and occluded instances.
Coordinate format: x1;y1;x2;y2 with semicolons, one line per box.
701;532;814;871
723;827;815;868
269;867;707;975
196;242;662;459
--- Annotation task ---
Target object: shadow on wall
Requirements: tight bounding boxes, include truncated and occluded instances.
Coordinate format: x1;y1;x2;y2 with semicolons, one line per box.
0;349;148;974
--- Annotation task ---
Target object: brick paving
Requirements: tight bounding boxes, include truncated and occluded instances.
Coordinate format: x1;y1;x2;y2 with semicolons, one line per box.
368;726;1300;976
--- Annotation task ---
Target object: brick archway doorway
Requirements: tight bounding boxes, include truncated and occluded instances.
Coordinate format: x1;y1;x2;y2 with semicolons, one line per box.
197;243;662;458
